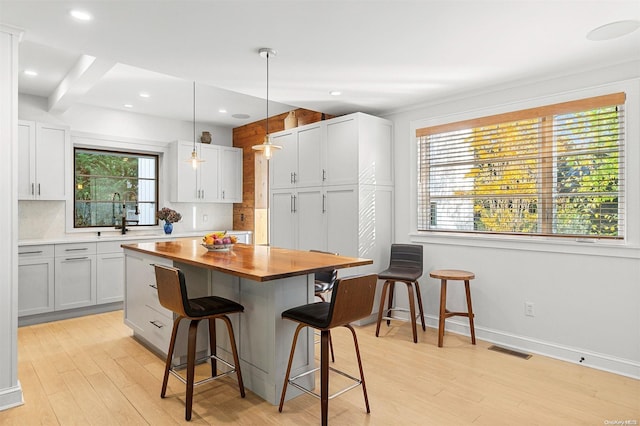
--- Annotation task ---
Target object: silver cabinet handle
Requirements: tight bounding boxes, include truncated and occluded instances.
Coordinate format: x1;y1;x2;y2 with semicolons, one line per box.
290;195;294;213
38;183;41;195
290;172;294;184
222;190;225;199
322;194;326;213
31;183;34;195
65;247;88;252
65;256;88;261
293;195;297;213
322;169;326;181
20;250;43;255
293;172;297;183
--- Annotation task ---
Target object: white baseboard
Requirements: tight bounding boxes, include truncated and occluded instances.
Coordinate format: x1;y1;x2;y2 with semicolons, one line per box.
423;315;640;380
0;381;23;412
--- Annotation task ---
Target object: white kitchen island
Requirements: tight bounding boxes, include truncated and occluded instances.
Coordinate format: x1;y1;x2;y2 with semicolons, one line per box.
122;238;372;405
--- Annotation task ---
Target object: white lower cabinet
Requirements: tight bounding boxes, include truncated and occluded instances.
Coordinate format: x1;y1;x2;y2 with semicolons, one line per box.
270;185;360;256
18;245;55;316
97;241;125;304
124;251;209;359
54;242;97;310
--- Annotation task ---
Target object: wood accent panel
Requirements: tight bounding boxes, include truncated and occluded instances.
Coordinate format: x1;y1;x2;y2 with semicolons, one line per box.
232;108;334;234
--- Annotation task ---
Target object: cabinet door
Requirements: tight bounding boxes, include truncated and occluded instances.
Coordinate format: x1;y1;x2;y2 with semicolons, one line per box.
97;253;124;304
296;188;326;251
172;141;200;202
18;257;54;316
219;147;242;202
270;189;296;249
18;121;35;200
297;125;324;188
199;144;220;202
325;117;359;185
55;255;97;310
35;122;69;200
325;186;359;258
269;131;297;189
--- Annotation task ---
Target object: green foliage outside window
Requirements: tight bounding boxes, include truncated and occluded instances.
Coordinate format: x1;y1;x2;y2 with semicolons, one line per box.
74;148;158;228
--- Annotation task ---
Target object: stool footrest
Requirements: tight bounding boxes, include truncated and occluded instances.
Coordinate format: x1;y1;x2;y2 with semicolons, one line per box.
443;312;474;319
288;366;363;401
169;353;237;386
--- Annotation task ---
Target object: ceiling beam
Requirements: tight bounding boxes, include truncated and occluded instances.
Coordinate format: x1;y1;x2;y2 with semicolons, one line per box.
48;54;115;113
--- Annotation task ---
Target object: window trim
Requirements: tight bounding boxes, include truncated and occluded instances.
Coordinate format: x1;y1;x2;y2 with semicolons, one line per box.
65;132;169;235
73;147;160;229
408;80;640;254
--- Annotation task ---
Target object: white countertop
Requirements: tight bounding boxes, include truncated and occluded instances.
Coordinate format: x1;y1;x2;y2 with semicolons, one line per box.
19;230;252;246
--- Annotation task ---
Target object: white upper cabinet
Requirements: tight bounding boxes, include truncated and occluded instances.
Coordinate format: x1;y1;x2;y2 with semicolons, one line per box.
269;131;298;189
269;113;393;190
219;146;243;202
170;141;241;203
18;121;70;200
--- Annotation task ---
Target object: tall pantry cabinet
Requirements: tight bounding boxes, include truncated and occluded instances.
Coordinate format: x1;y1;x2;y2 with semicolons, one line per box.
269;112;393;278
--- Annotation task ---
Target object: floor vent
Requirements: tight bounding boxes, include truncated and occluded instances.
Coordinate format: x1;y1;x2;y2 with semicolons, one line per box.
488;345;532;360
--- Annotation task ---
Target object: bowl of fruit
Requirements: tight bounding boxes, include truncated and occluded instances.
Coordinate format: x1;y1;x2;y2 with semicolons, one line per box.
201;231;238;252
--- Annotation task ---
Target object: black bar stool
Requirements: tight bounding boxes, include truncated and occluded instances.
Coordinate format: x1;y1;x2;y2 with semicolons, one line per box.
153;264;245;421
278;274;377;426
375;244;426;343
310;249;339;362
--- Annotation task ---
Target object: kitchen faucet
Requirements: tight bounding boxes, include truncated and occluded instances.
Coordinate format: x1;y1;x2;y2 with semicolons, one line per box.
115;191;139;234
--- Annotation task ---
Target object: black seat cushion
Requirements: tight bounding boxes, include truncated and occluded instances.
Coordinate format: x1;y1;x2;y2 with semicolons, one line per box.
186;296;244;318
378;266;422;282
282;302;331;329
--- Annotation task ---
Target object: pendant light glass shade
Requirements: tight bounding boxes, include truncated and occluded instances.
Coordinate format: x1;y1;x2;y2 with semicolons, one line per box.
252;48;282;160
185;81;205;169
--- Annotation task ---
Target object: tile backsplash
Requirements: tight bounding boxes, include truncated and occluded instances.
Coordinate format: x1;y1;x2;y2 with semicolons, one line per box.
19;200;233;240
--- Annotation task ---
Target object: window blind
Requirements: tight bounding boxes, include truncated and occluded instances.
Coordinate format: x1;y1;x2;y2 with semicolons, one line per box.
417;92;625;239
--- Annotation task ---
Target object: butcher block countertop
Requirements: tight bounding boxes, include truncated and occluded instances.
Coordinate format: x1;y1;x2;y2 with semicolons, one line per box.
121;238;372;282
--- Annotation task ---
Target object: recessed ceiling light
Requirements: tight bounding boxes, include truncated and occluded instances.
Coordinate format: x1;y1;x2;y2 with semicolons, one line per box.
139;92;150;98
329;90;342;96
218;109;227;113
24;69;38;77
587;20;640;41
70;10;92;21
232;113;250;119
123;104;133;108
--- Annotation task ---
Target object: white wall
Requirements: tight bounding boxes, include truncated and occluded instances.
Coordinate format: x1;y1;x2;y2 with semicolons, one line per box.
18;94;236;239
384;61;640;378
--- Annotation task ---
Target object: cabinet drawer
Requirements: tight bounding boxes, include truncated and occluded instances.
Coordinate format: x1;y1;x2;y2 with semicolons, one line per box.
97;240;126;254
143;305;174;352
55;242;97;257
19;244;54;259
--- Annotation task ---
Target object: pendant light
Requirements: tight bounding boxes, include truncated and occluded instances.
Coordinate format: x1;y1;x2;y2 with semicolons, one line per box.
252;48;282;160
185;81;204;169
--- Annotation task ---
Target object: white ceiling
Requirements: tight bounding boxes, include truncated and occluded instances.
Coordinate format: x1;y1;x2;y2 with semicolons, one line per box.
2;1;639;128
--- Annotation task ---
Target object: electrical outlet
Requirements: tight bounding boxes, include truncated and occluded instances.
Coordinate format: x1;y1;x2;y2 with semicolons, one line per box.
202;214;208;223
525;302;535;317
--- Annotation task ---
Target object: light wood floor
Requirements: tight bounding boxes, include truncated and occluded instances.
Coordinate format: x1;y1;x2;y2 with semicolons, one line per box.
1;310;638;425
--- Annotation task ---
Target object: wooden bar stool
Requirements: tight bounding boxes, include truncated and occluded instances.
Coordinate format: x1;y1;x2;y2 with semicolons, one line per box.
279;274;377;426
153;264;245;421
429;269;476;348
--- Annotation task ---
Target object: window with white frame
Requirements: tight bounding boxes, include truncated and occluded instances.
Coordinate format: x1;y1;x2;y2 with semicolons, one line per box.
416;93;625;239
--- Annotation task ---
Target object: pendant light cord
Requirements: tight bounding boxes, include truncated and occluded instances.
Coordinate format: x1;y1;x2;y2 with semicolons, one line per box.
193;81;196;150
265;51;269;137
